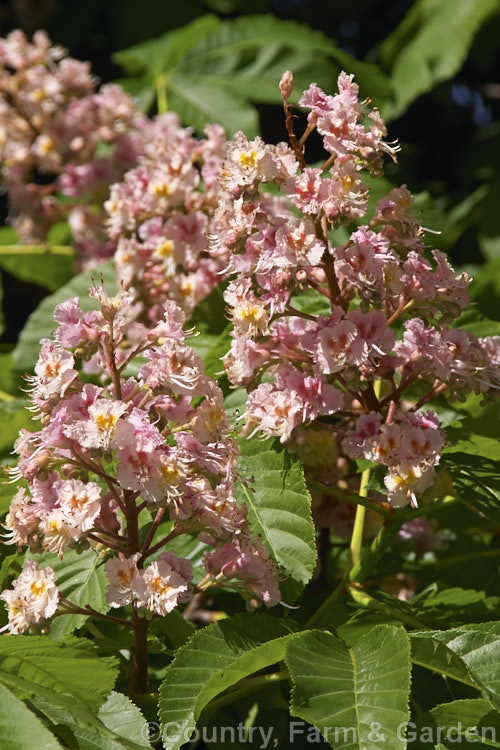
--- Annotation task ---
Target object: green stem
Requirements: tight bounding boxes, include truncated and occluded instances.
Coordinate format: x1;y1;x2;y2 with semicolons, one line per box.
350;379;383;572
156;75;168;114
349;467;371;570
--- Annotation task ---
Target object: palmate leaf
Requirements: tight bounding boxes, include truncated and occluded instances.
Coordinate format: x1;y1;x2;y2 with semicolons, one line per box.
114;14;390;135
0;682;63;750
12;259;116;377
27;548;110;637
235;437;317;602
380;0;500;119
0;635;117;711
286;625;411;750
158;613;301;750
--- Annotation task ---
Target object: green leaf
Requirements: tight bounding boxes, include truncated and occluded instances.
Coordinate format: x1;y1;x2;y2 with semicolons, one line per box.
453;308;500;337
0;399;35;455
182;15;336;66
0;246;75;292
0;227;19;245
114;14;361;135
0;682;63;750
188;283;227;335
469;258;500;321
224;386;247;420
0;352;14;395
421;624;500;711
201;324;231;388
168;72;259;138
1;671;150;750
286;625;411;749
0;635;117;711
411;632;482;690
380;0;500;119
114;15;221;76
409;584;500;626
441;453;500;526
149;609;195;651
28;548;110;637
236;437;317;602
411;623;500;711
158;613;300;750
98;692;150;748
426;699;500;747
12;259;116;376
0;274;4;339
444;398;500;456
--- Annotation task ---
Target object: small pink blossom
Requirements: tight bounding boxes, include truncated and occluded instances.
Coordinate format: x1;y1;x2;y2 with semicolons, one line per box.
0;560;59;633
105;554;141;608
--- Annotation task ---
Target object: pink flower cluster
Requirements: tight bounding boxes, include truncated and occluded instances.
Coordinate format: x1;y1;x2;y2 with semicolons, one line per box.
0;30;149;266
0;559;58;634
343;409;445;507
217;71;500;509
1;287;280;633
105;115;230;326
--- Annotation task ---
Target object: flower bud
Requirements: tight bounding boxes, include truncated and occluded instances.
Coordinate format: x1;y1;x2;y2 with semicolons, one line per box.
279;70;294;100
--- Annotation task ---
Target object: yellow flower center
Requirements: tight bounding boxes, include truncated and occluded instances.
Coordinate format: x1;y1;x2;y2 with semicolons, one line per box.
239;150;257;168
40;136;55;154
32;88;47;102
342;174;355;191
95;413;117;432
151;576;171;596
153;183;171;198
160;464;179;484
30;581;46;597
157;241;174;257
394;468;418;490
